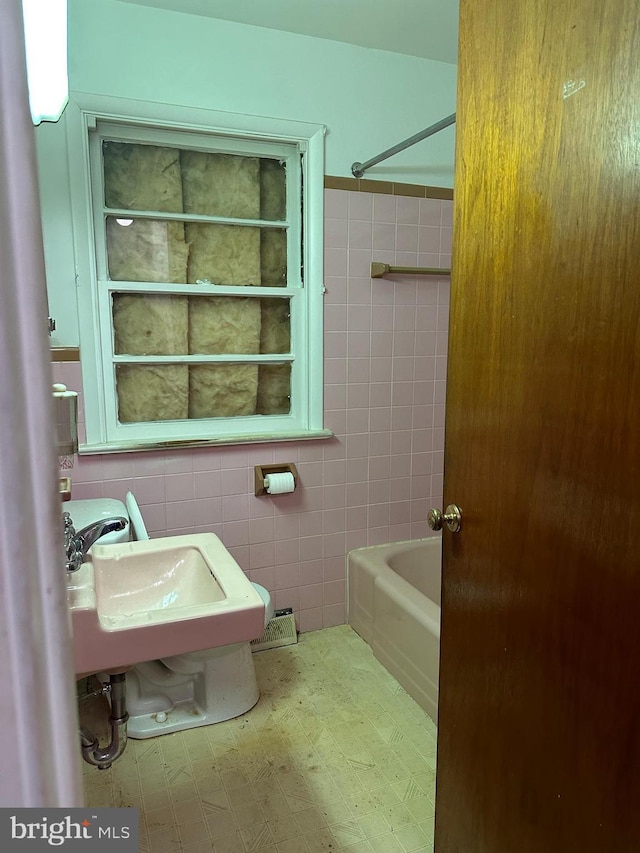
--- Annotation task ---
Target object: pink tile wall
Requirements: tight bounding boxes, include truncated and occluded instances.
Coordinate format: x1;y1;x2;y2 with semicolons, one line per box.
53;189;451;633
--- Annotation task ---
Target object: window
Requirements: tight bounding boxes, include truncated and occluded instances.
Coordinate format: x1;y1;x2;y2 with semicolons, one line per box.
66;94;328;451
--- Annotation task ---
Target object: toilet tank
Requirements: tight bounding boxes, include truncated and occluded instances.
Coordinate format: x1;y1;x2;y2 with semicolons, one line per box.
64;498;130;545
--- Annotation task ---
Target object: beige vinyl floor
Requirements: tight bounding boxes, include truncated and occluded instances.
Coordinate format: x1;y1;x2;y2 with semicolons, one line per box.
81;624;437;852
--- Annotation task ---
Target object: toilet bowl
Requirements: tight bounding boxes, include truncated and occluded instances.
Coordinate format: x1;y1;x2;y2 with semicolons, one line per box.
66;495;274;738
125;596;273;737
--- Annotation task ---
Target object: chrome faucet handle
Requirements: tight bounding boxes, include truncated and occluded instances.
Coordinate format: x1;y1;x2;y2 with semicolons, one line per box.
63;512;83;573
66;547;83;573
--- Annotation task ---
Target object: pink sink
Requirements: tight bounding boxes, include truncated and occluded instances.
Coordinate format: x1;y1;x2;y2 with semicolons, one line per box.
66;533;264;678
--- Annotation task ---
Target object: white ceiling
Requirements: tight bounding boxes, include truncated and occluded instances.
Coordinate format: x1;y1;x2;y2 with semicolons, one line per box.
114;0;459;65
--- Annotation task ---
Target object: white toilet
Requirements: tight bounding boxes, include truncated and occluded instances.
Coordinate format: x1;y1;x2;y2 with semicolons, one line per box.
66;495;274;739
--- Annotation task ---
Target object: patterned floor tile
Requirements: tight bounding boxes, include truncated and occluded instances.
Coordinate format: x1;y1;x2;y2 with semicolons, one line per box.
82;625;437;852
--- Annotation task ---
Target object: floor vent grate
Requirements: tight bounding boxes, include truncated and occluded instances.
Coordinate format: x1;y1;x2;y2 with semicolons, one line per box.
251;613;298;652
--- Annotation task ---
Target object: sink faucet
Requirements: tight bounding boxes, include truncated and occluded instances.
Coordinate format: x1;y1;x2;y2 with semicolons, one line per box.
64;512;127;572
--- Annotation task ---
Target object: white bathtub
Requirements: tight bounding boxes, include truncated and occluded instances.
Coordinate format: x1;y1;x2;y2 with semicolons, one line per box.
347;537;441;723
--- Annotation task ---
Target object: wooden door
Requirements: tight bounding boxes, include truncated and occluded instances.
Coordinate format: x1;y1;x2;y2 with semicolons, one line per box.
435;1;640;850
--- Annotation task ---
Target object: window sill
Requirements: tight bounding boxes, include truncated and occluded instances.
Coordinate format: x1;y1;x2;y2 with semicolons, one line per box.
78;429;334;455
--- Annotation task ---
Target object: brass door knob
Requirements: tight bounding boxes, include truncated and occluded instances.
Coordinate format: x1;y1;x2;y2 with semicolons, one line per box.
427;504;462;533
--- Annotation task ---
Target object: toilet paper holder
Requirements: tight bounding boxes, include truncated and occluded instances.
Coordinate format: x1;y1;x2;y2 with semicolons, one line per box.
254;463;298;496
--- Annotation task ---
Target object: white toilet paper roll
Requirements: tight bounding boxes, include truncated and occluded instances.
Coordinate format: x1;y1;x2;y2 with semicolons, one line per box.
264;472;295;495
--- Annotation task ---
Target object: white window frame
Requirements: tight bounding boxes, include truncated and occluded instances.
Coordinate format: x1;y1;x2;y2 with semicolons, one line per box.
65;92;330;452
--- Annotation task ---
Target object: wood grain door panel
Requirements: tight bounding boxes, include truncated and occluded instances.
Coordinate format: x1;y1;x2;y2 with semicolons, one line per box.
435;2;640;850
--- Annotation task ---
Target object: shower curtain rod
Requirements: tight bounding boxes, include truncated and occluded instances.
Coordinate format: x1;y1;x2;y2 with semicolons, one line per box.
351;112;456;178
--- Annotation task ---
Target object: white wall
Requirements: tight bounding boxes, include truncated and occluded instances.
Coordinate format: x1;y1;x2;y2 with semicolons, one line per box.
38;0;457;346
69;0;457;183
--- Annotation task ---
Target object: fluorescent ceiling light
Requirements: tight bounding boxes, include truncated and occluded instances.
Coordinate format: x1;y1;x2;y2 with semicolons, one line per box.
21;0;69;125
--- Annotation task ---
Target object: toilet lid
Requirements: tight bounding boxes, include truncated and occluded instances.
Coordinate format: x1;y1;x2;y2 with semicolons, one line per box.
126;491;149;541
